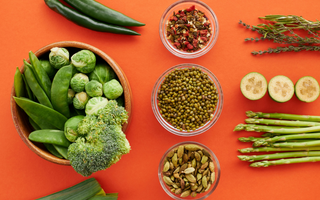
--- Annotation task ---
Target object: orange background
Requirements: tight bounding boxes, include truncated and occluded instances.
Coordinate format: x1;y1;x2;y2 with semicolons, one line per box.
2;0;320;199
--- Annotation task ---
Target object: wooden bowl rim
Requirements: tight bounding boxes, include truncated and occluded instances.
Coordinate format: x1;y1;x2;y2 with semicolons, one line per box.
10;41;133;166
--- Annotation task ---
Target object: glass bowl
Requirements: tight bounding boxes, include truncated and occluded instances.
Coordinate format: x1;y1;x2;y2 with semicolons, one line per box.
158;141;221;200
151;63;223;137
159;0;219;59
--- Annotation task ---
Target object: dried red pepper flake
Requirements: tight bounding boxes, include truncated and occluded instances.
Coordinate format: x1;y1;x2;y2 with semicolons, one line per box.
166;5;212;53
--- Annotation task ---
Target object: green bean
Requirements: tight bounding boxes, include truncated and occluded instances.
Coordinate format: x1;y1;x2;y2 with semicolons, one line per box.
27;111;57;130
14;97;67;130
29;51;52;99
21;74;34;101
44;143;63;158
14;67;25;98
51;65;73;118
29;130;70;147
24;65;53;108
53;144;68;159
29;117;41;130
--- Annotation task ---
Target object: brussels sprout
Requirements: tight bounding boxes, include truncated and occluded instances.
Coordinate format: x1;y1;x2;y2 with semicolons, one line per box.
89;63;116;84
70;73;89;93
85;80;103;97
67;88;75;104
49;47;70;69
64;115;85;142
73;92;89;110
85;97;109;115
40;60;57;79
103;79;123;100
71;50;96;73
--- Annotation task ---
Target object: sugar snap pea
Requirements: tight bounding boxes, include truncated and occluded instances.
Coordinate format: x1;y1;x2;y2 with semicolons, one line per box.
53;144;68;159
14;97;67;130
27;111;57;130
21;74;34;101
29;117;41;130
51;64;73;118
44;143;63;158
29;51;52;99
24;65;52;108
29;130;70;147
14;67;25;98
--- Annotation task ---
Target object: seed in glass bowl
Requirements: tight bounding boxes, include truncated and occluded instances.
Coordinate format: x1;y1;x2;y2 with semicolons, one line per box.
157;67;218;131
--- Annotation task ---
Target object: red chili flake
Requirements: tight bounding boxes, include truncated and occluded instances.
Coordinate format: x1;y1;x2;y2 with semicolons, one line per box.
179;12;186;17
200;30;208;36
192;39;198;47
174;42;181;48
201;37;207;42
181;16;187;22
186;5;195;12
187;44;194;49
183;31;189;37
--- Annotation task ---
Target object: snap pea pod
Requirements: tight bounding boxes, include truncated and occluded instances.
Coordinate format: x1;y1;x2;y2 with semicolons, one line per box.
51;65;73;118
44;143;63;158
29;117;41;130
29;130;70;147
44;0;140;35
53;144;68;159
21;74;34;101
24;65;52;108
27;111;57;130
29;51;52;99
14;67;25;98
14;97;67;130
64;0;145;27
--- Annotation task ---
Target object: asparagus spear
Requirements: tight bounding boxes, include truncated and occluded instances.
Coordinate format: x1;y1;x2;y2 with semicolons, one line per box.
238;151;320;162
246;111;320;122
235;124;320;134
238;147;320;153
234;124;298;132
238;137;263;142
250;156;320;167
253;133;320;147
245;118;320;127
272;140;320;148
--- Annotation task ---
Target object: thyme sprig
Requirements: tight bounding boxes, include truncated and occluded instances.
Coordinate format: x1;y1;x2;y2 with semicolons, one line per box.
240;15;320;55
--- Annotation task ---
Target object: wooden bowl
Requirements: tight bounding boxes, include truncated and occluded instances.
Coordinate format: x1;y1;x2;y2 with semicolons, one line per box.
10;41;132;166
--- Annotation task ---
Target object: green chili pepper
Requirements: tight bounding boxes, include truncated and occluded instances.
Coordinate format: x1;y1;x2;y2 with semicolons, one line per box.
44;0;140;35
14;97;67;130
29;51;52;99
14;67;25;98
53;144;68;159
64;0;145;27
29;130;70;147
51;65;73;118
24;65;53;108
44;143;63;159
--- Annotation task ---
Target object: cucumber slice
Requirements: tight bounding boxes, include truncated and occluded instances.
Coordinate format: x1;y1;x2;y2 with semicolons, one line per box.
295;76;320;102
240;72;268;100
268;75;294;102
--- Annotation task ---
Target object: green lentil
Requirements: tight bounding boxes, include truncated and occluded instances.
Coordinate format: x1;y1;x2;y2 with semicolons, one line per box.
157;67;218;131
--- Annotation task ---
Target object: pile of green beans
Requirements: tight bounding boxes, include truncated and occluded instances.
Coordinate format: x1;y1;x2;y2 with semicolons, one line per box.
157;67;218;131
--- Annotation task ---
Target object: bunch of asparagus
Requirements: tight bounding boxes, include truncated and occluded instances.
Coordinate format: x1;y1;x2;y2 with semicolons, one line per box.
235;111;320;167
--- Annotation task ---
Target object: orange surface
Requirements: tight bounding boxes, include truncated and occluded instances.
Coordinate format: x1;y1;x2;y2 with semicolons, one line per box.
2;0;320;199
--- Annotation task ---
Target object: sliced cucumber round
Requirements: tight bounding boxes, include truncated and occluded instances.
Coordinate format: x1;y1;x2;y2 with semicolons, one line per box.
295;76;320;103
268;75;294;103
240;72;268;100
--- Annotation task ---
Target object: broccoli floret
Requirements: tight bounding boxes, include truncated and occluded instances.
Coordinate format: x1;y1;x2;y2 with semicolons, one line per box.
67;101;130;177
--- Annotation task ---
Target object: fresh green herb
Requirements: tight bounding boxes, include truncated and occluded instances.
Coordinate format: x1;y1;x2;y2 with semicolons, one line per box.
239;15;320;55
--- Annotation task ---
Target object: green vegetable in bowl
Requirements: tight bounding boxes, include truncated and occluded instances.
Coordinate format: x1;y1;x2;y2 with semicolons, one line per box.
49;47;70;69
68;88;75;104
85;97;108;115
85;80;103;97
71;50;96;73
64;115;85;142
89;63;116;84
116;95;124;107
68;100;130;177
71;73;89;92
40;60;57;79
103;79;123;99
73;92;89;109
